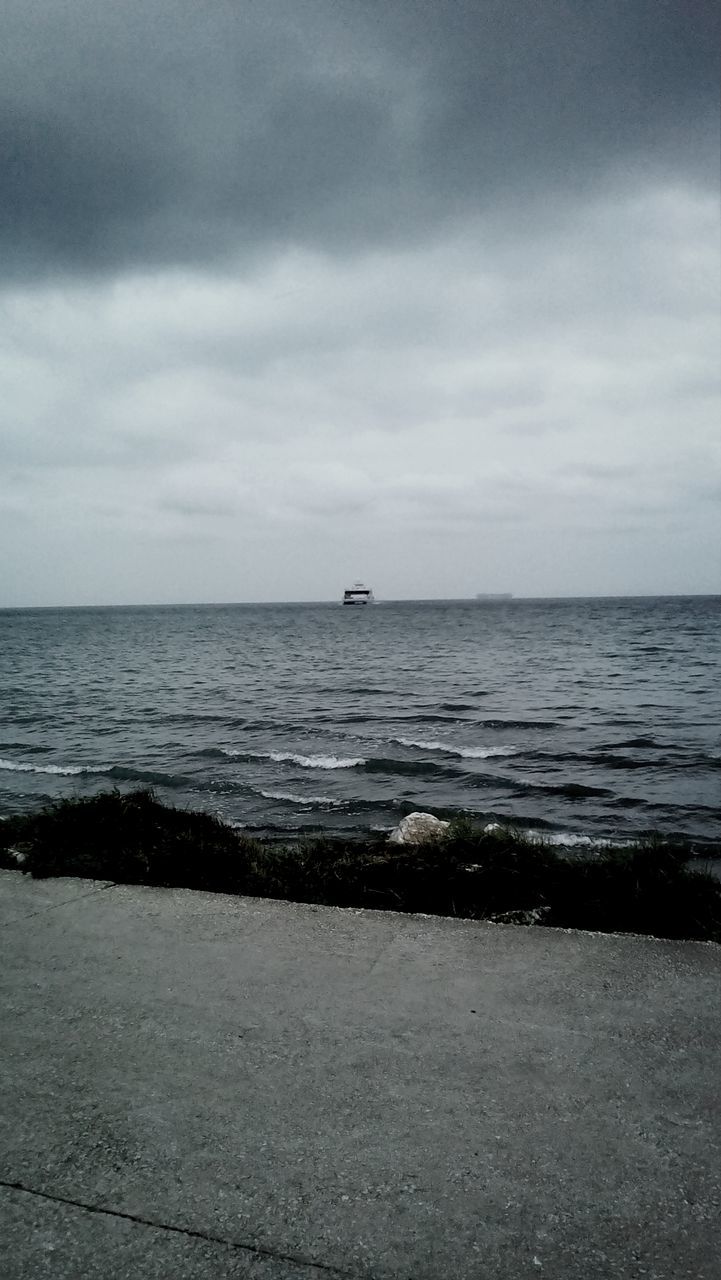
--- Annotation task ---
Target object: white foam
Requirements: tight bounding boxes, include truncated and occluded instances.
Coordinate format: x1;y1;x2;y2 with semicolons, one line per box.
394;737;517;760
529;830;624;849
0;757;111;777
258;789;341;806
224;749;364;770
484;821;624;849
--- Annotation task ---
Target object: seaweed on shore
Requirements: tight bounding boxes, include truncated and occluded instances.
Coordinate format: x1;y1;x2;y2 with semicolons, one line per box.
1;789;719;943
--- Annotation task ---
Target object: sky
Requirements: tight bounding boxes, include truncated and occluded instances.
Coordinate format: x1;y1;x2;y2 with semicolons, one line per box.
1;0;719;605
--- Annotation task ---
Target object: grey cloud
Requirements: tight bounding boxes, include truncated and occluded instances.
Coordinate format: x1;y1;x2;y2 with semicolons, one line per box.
1;0;718;279
0;12;718;613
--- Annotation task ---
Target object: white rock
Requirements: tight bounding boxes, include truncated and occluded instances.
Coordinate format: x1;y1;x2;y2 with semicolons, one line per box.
387;812;450;845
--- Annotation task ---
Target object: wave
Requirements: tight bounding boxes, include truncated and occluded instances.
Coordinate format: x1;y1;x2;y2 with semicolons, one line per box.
0;756;112;777
515;777;616;799
218;742;512;779
0;713;59;727
542;832;611;847
582;752;656;771
156;712;339;734
516;748;649;772
390;713;472;724
222;749;365;770
462;770;616;799
393;736;518;760
0;756;192;789
477;719;558;730
103;765;190;788
362;755;458;778
531;829;629;849
307;711;465;725
156;711;236;726
661;801;721;817
519;746;719;773
239;719;325;733
482;821;621;849
258;789;343;808
316;686;391;696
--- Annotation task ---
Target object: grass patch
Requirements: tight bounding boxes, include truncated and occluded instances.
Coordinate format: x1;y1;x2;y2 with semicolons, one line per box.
1;790;719;942
0;789;254;893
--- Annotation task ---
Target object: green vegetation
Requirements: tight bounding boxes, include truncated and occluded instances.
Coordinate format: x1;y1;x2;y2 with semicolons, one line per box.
1;789;719;942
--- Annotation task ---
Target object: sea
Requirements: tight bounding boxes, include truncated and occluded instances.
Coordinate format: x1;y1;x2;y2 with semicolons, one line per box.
1;597;719;849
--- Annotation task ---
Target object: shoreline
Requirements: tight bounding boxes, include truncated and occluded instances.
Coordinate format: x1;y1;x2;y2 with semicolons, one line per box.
2;788;720;943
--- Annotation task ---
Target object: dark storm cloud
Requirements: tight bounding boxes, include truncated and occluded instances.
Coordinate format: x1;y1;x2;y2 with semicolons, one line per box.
1;0;717;278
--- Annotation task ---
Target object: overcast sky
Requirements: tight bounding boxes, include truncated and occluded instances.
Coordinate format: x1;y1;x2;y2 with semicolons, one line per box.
1;0;719;605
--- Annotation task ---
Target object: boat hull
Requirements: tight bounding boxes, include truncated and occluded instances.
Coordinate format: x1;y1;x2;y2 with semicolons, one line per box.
342;582;374;605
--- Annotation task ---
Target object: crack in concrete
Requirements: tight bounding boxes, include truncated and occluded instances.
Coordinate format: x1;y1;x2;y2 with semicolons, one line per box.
0;1178;360;1278
0;880;118;926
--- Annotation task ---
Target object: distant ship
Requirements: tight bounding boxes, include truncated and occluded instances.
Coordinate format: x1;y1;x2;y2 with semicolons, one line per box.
342;582;374;605
475;593;513;601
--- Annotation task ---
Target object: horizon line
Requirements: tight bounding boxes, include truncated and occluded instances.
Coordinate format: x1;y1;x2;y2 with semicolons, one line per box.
1;592;719;611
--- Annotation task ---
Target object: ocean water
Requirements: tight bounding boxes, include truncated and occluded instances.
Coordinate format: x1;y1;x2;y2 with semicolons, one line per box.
0;597;719;847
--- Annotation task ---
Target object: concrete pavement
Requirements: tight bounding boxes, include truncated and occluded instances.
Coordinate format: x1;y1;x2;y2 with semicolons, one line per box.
1;869;719;1279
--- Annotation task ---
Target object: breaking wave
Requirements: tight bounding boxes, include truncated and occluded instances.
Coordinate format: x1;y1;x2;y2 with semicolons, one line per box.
527;829;623;849
393;737;518;760
257;789;343;807
0;756;112;777
223;749;366;770
0;757;192;789
481;821;620;849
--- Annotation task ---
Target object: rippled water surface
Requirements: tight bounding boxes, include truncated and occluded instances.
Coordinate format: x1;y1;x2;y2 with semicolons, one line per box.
1;597;719;844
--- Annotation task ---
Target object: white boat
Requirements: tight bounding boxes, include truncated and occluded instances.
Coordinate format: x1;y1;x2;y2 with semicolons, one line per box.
342;582;374;605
